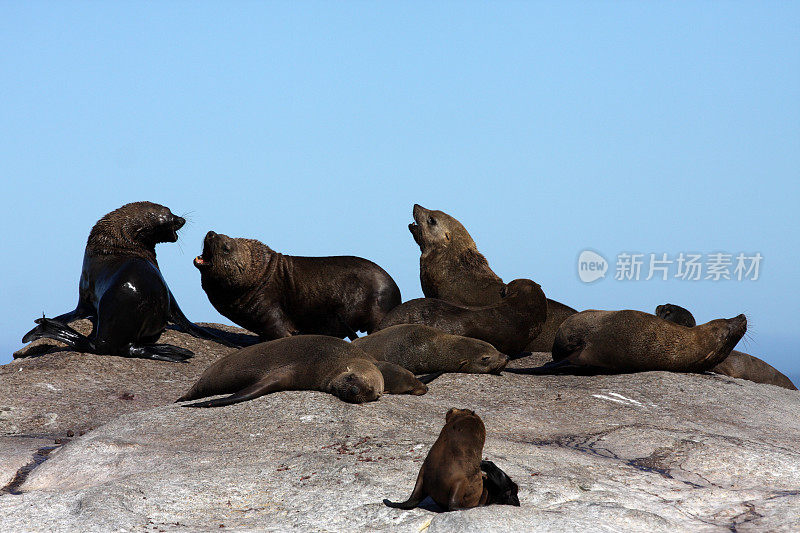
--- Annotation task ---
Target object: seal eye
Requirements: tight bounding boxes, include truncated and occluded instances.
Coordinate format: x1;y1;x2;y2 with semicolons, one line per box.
480;356;491;362
221;243;232;253
428;217;436;226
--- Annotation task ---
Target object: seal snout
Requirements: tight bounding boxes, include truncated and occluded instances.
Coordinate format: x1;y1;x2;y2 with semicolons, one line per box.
173;216;186;230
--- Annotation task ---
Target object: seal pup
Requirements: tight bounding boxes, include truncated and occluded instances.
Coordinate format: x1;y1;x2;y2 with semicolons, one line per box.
194;231;401;341
21;201;228;362
539;310;747;373
383;408;519;511
378;279;547;355
408;204;575;352
656;304;796;390
353;324;508;375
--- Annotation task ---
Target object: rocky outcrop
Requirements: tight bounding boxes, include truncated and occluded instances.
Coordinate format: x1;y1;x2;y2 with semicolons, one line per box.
1;324;799;531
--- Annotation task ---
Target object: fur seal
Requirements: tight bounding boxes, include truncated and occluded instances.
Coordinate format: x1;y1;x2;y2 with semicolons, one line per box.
177;335;431;407
194;231;401;341
407;204;575;353
353;324;508;375
378;279;547;355
21;202;226;362
656;304;797;390
408;204;504;306
544;310;747;373
383;408;519;511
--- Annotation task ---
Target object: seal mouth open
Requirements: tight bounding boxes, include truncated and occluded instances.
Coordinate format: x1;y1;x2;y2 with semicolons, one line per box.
193;255;210;269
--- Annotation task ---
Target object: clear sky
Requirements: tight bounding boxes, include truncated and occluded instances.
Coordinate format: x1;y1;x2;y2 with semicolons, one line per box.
2;3;798;381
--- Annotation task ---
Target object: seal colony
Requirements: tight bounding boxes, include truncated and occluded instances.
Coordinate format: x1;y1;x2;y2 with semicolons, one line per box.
17;200;795;515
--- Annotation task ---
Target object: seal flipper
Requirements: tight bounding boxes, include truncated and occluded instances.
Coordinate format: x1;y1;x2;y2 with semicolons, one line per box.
124;343;193;363
507;351;533;361
384;468;426;509
21;318;95;351
336;313;360;341
417;371;445;384
182;368;294;408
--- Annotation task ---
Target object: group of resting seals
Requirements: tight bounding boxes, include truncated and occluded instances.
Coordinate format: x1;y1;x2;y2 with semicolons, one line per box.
18;200;796;513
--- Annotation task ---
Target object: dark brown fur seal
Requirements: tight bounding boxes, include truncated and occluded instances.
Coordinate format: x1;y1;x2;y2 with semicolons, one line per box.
194;231;401;341
547;310;747;373
378;279;547;355
409;204;505;306
353;324;508;375
407;204;575;352
656;304;797;390
525;299;578;352
21;202;226;362
384;408;519;511
177;335;429;406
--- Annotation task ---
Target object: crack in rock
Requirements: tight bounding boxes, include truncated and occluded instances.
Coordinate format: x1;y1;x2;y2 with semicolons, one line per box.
0;443;63;495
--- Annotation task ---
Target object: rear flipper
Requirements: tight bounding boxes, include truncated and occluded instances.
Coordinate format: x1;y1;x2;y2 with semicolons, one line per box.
124;343;193;363
181;369;293;408
417;371;445;384
21;318;94;352
502;359;601;375
507;351;533;361
384;469;425;509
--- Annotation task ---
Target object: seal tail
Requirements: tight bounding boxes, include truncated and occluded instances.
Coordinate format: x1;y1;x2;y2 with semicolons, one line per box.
21;318;94;352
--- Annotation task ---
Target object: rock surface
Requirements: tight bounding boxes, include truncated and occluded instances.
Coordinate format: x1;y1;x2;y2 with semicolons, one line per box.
1;323;799;532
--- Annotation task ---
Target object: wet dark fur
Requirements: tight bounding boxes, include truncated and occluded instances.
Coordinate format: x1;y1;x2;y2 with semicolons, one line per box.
378;279;547;355
656;304;796;390
195;231;401;341
21;202;226;362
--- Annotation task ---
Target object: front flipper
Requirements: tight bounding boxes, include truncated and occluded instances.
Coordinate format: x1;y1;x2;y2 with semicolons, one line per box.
417;371;445;385
182;368;294;408
21;318;94;351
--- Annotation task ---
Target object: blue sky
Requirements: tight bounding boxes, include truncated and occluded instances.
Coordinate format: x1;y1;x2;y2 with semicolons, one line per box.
2;3;798;381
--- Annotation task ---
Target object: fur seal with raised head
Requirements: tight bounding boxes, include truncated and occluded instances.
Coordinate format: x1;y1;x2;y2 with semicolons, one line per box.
353;324;508;375
378;278;547;355
408;203;575;352
542;309;747;373
383;408;519;511
177;335;431;407
21;201;227;362
656;304;796;390
194;231;401;341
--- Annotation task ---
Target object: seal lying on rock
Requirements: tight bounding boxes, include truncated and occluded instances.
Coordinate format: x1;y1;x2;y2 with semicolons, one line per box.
21;202;227;362
378;279;547;355
194;231;401;341
532;310;748;373
408;203;575;353
384;408;519;511
177;335;429;407
353;324;508;375
656;304;797;390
